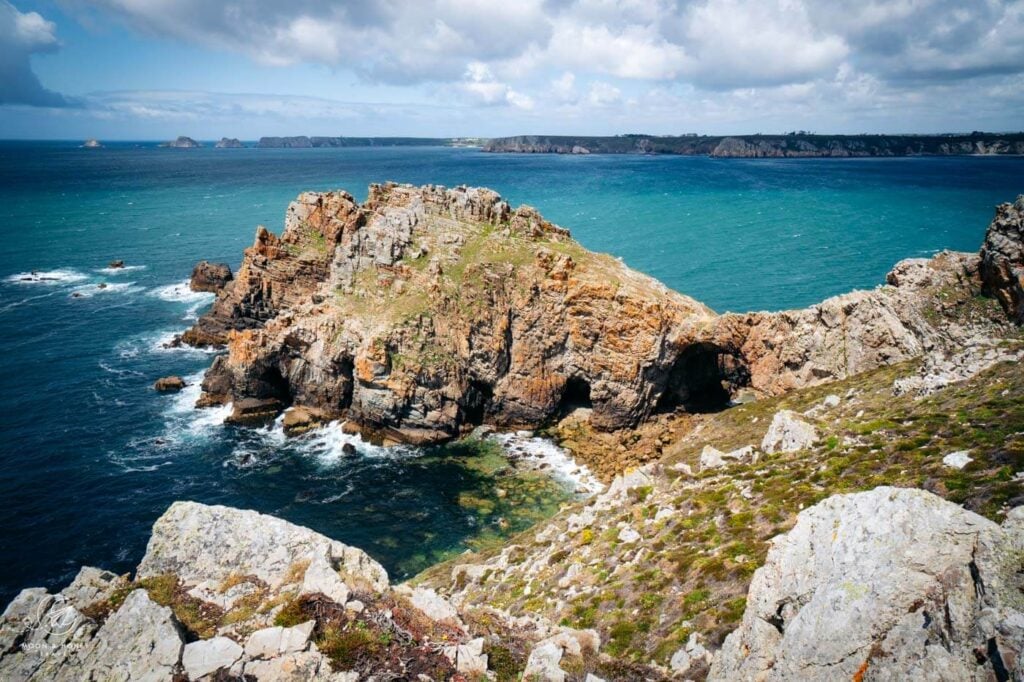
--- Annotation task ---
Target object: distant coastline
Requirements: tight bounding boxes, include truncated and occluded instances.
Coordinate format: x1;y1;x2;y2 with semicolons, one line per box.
481;132;1024;157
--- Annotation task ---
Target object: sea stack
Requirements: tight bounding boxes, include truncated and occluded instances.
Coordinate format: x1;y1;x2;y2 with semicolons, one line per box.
214;137;244;148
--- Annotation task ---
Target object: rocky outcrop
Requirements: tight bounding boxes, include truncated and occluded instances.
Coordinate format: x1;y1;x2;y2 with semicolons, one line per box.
980;195;1024;323
184;183;720;442
189;260;233;293
82;139;102;149
214;138;244;148
181;185;1021;450
710;487;1024;681
161;136;202;148
0;501;613;681
154;375;186;392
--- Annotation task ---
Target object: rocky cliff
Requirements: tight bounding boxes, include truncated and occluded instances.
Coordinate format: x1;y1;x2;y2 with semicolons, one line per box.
482;133;1024;157
181;185;1017;461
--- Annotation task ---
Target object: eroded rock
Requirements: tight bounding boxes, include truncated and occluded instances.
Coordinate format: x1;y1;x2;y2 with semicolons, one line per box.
710;487;1024;681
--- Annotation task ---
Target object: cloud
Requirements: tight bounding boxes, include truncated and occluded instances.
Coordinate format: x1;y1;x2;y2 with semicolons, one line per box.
0;1;69;106
458;62;534;109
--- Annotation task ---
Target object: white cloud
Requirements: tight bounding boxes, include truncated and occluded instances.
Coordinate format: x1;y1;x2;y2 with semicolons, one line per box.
587;81;621;106
0;0;68;106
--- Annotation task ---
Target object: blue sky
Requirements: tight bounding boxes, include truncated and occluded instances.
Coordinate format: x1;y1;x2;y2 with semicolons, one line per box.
2;0;1023;140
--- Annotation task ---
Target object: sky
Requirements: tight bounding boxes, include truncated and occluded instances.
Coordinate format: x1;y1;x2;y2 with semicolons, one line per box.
1;0;1023;140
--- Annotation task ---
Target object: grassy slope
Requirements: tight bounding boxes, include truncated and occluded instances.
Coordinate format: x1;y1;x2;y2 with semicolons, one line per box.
415;320;1023;676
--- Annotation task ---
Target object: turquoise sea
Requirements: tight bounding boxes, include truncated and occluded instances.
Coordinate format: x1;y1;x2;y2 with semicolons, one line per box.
1;141;1022;605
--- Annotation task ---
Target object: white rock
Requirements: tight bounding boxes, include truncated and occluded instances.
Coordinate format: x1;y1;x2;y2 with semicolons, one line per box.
443;637;488;676
244;621;314;660
760;410;819;453
182;636;243;680
138;501;388;594
300;555;350;604
405;586;460;623
617;527;641;544
700;444;756;470
710;487;1024;681
942;450;973;469
523;640;565;682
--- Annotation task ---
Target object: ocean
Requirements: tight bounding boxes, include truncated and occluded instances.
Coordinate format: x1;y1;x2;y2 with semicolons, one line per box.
1;141;1022;605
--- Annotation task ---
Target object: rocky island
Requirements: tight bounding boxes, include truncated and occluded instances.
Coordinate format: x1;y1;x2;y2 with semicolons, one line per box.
161;136;202;148
215;138;244;148
3;189;1022;680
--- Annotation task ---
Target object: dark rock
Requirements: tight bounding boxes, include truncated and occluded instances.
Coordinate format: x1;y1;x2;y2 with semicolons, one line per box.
154;376;187;392
160;136;202;148
225;397;284;425
107;260;124;269
980;195;1024;323
189;261;233;293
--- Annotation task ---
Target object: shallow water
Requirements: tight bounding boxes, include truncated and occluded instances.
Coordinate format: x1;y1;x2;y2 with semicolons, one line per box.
0;142;1022;605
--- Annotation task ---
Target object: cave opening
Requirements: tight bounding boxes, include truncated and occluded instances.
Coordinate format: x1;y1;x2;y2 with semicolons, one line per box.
656;343;739;414
258;364;293;405
462;380;494;426
558;376;593;416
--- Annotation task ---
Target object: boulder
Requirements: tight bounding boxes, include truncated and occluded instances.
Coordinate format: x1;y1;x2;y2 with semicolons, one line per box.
137;501;388;593
710;487;1024;681
225;397;284;425
154;375;186;392
760;410;818;453
942;450;973;469
282;406;330;435
107;259;124;269
523;639;565;682
190;261;233;293
699;444;756;470
244;621;314;660
443;637;488;676
182;636;243;679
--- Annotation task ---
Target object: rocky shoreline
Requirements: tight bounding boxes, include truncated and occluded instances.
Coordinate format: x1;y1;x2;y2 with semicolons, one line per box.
2;192;1022;680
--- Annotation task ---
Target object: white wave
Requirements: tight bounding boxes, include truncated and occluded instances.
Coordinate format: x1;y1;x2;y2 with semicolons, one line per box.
290;420;403;466
150;280;215;305
489;431;604;495
69;282;143;298
147;330;220;355
5;269;89;285
96;265;146;275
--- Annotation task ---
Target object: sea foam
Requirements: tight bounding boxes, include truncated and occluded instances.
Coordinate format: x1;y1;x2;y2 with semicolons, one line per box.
489;431;604;495
5;269;89;285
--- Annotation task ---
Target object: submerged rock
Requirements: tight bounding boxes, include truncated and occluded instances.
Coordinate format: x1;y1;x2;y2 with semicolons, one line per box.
710;487;1024;681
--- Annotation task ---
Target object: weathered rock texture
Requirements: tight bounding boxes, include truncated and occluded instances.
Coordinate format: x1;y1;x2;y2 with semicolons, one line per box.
189;261;233;293
710;487;1024;681
0;501;609;681
182;184;1020;449
185;183;721;442
981;195;1024;323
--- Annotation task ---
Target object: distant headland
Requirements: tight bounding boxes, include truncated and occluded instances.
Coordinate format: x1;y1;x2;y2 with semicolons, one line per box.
481;132;1024;157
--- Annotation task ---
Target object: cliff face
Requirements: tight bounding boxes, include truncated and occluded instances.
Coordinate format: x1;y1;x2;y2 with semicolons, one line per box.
183;185;1018;453
185;183;722;443
981;195;1024;323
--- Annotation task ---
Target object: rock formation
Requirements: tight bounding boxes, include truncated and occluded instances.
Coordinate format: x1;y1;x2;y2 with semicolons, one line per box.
161;136;202;148
710;487;1024;681
154;376;186;392
81;139;102;149
181;185;1020;450
214;138;244;148
189;260;233;293
981;195;1024;323
0;501;604;681
183;183;720;442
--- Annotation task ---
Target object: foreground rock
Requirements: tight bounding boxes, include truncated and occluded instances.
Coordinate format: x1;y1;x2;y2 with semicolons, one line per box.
0;501;604;680
710;487;1024;681
189;260;233;293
